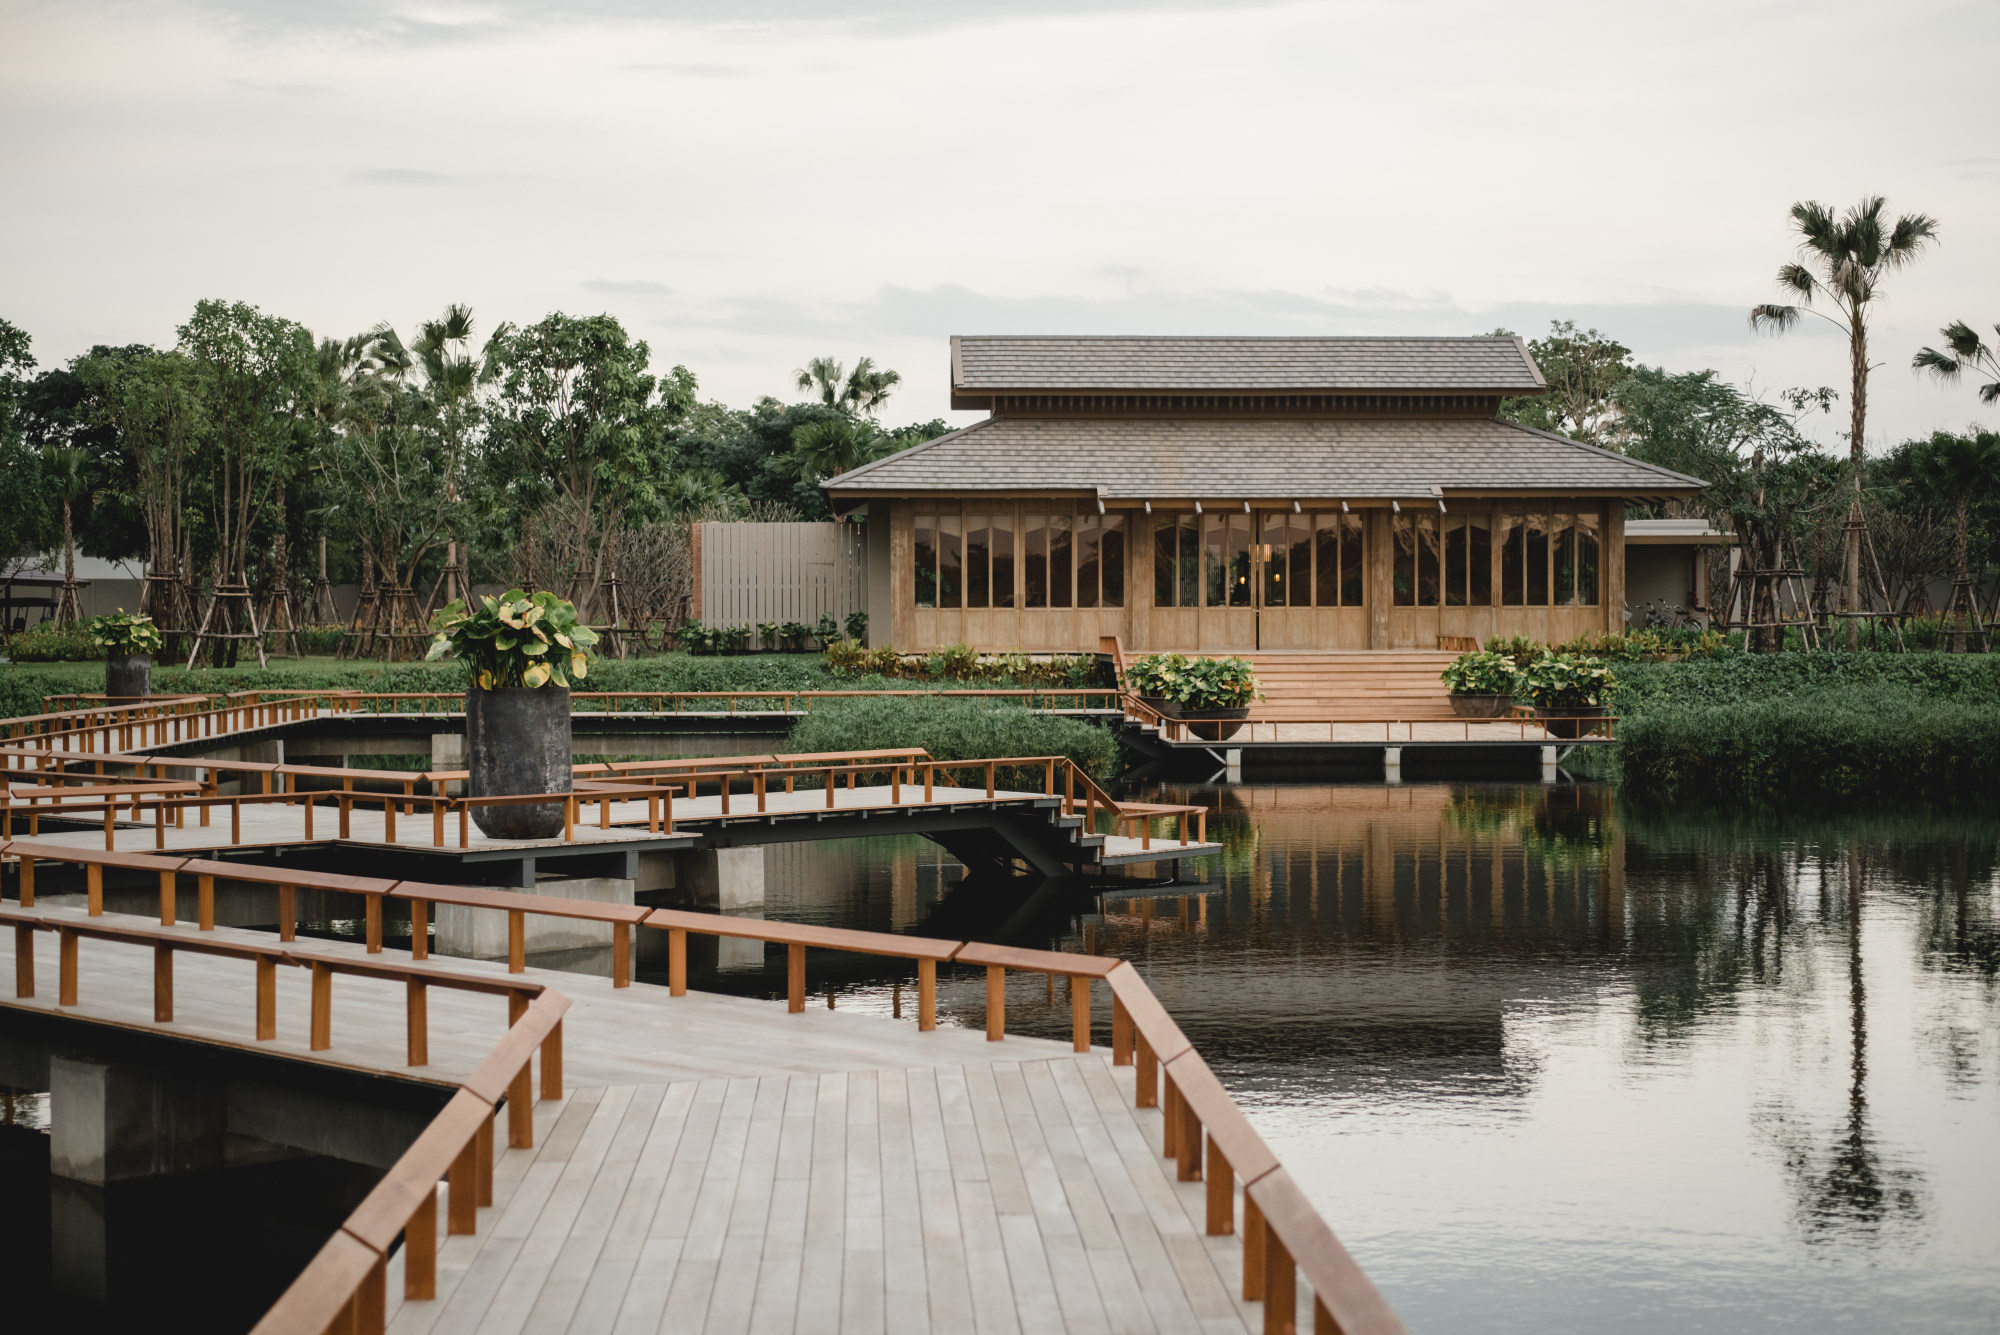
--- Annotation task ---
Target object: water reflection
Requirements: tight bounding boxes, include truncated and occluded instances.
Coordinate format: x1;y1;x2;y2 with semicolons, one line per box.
762;782;2000;1333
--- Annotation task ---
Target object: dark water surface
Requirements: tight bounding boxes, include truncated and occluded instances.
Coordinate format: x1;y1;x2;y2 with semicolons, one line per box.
760;782;2000;1334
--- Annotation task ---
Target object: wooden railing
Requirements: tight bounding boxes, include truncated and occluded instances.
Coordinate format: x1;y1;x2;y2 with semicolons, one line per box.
1137;710;1619;744
1;838;1403;1334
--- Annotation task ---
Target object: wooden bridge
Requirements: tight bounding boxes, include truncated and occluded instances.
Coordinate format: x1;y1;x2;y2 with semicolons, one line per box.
0;840;1409;1335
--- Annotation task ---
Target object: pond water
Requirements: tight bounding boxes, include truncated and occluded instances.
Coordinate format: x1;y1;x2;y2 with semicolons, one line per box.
747;781;2000;1335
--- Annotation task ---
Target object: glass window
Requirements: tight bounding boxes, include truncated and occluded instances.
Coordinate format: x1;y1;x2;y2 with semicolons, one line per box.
1076;512;1101;609
1177;516;1198;608
1340;514;1364;605
1526;511;1549;606
1468;515;1492;606
1153;516;1177;608
1289;516;1311;606
1227;513;1252;606
1553;511;1575;606
1395;512;1442;607
1101;514;1125;608
1204;513;1227;607
914;515;938;608
1574;509;1599;606
990;510;1014;608
1500;511;1524;606
1049;512;1072;608
1444;516;1468;607
938;511;962;609
1261;514;1289;608
1024;510;1047;608
1313;515;1340;607
966;514;990;609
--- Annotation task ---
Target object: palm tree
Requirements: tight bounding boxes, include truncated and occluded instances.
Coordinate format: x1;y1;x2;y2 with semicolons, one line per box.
44;445;92;624
793;355;902;416
1908;430;2000;652
781;417;898;483
1913;320;2000;405
1751;196;1940;648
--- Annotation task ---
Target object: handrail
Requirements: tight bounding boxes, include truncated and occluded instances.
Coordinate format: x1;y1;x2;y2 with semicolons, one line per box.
1;838;1404;1333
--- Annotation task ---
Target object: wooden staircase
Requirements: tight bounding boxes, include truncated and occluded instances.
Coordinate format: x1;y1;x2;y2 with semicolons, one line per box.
1245;651;1461;721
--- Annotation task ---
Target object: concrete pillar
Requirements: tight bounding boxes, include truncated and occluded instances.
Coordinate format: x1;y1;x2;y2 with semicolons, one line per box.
676;847;766;910
1540;745;1559;783
1223;748;1242;784
51;1177;109;1304
433;877;635;959
431;730;465;794
240;738;284;766
49;1056;225;1184
1383;746;1402;784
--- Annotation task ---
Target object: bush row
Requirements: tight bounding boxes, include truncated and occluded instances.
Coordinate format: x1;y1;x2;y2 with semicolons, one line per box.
1617;687;2000;804
784;695;1120;783
1608;652;2000;711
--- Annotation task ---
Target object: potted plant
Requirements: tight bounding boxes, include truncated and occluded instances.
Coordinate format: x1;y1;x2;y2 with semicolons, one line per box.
1124;653;1261;740
1520;653;1616;740
88;611;164;699
1440;650;1517;718
427;590;599;839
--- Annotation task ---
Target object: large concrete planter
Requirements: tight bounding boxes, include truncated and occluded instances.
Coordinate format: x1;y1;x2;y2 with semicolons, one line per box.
466;686;572;839
1535;704;1608;740
1449;692;1511;719
105;654;152;700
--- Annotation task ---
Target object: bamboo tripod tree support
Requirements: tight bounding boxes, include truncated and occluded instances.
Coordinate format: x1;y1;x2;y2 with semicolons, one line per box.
185;582;269;670
309;534;339;626
1843;508;1908;652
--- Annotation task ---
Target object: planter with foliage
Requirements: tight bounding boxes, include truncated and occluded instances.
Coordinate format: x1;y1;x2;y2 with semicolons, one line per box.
1521;653;1616;740
1124;653;1261;739
1440;650;1517;718
428;591;599;838
89;612;164;699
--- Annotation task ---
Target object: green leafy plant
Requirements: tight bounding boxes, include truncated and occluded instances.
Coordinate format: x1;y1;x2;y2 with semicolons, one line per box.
757;622;780;651
1486;635;1545;669
1554;629;1729;662
1520;654;1616;710
1440;650;1516;695
86;611;164;657
1124;653;1261;710
4;621;100;662
813;614;839;647
427;590;600;689
786;695;1119;784
780;621;811;651
675;619;720;655
844;610;869;642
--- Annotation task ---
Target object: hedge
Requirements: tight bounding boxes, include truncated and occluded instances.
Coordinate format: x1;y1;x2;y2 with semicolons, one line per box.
784;695;1121;784
1608;652;2000;711
1617;686;2000;804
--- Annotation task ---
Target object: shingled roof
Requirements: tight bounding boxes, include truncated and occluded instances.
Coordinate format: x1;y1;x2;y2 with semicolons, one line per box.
824;417;1705;500
951;335;1546;399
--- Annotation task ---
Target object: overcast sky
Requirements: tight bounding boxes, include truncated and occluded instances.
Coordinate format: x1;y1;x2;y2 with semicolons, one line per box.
4;0;1997;447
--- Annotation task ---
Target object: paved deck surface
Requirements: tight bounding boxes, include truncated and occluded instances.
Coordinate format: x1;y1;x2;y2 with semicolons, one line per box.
1150;720;1579;745
0;907;1262;1334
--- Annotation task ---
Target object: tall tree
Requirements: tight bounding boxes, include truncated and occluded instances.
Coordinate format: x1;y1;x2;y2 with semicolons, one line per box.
1494;321;1635;447
793;355;902;416
42;445;92;623
0;319;54;584
1913;320;2000;406
1750;196;1939;647
1906;430;2000;651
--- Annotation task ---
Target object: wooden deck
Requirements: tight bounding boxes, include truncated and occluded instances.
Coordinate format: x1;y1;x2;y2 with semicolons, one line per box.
3;908;1268;1334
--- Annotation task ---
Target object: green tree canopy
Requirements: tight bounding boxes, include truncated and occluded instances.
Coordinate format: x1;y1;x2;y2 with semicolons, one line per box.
1494;321;1636;447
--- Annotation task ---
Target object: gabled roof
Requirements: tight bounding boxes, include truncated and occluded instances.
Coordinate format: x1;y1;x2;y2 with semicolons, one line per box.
951;335;1546;399
824;417;1705;500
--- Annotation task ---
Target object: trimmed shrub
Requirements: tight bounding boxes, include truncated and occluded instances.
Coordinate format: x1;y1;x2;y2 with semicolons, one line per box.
1618;687;2000;804
785;695;1120;784
1609;653;2000;712
5;621;100;662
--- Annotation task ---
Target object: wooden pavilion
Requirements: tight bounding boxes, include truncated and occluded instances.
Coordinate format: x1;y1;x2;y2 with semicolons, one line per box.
825;335;1706;653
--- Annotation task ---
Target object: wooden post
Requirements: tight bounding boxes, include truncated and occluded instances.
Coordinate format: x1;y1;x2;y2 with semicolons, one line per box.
1070;975;1090;1053
1176;1082;1202;1182
404;1183;438;1299
1243;1194;1266;1301
447;1139;477;1235
86;863;102;916
278;885;296;942
407;978;428;1066
507;1060;533;1149
476;1114;494;1205
157;870;175;925
256;956;276;1039
669;928;687;996
1206;1135;1234;1235
1135;1031;1157;1107
198;874;215;931
15;923;33;998
310;962;331;1050
153;942;173;1022
410;899;428;960
540;1019;563;1100
58;928;77;1005
1112;995;1133;1065
365;894;383;953
1262;1225;1296;1335
787;943;806;1013
985;965;1005;1041
1163;1071;1181;1159
917;958;936;1032
17;856;31;907
507;910;525;973
358;1254;387;1335
612;922;630;988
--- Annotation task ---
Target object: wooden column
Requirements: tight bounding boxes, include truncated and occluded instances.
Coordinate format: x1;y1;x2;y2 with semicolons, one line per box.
1604;503;1627;632
1131;510;1155;652
1365;507;1393;649
889;500;916;652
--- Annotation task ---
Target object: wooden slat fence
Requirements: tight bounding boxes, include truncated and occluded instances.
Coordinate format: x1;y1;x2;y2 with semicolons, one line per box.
695;521;865;629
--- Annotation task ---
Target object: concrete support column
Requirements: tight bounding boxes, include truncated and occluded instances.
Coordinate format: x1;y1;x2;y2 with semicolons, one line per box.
677;847;766;910
49;1056;225;1185
1540;745;1559;783
434;877;635;958
1383;746;1402;784
431;730;465;794
1223;748;1242;784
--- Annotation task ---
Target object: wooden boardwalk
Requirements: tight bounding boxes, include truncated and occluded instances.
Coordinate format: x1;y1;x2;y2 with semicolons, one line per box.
2;908;1265;1334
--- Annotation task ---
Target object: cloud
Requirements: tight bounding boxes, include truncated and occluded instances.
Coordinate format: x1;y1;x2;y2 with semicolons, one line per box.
582;279;676;297
346;167;453;186
616;62;748;78
224;78;336;96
